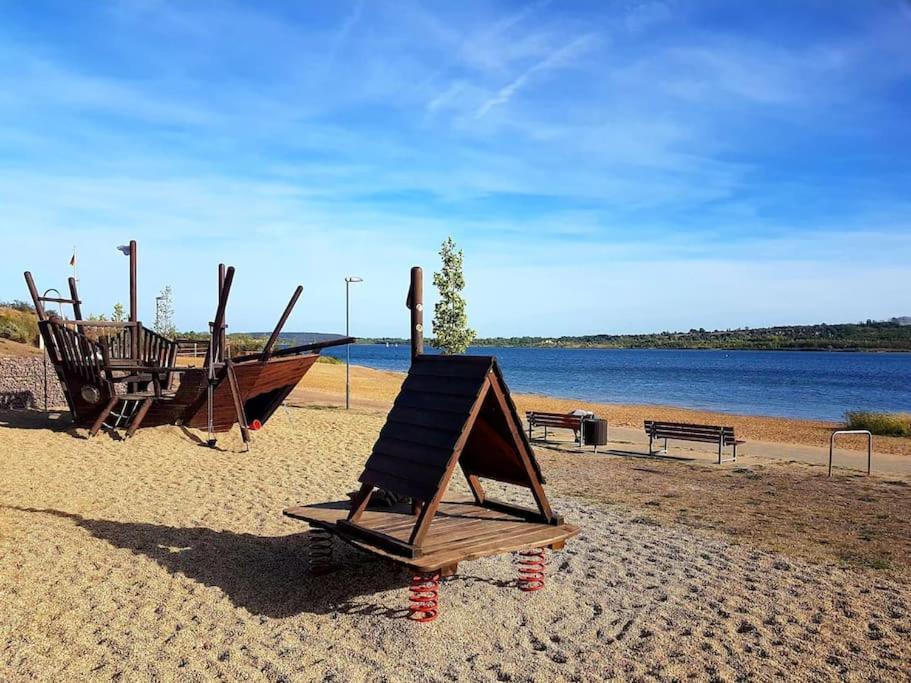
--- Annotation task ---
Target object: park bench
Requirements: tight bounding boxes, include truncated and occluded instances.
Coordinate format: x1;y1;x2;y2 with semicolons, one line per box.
644;420;744;464
526;411;585;445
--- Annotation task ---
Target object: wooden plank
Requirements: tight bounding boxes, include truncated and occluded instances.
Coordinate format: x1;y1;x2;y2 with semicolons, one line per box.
392;391;477;415
409;358;491;379
370;438;452;466
407;377;491;547
386;405;468;432
427;523;579;569
360;455;444;490
422;520;528;554
400;375;484;398
376;421;460;451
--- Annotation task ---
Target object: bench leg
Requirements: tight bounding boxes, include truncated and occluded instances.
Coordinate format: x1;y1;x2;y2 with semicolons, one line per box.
733;442;737;462
544;425;548;441
648;433;653;455
663;437;668;454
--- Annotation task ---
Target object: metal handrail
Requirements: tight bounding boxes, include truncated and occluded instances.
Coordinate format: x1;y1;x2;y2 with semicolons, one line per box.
828;430;873;477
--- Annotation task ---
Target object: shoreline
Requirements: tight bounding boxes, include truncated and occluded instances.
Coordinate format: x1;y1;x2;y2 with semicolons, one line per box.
348;342;911;353
295;360;911;456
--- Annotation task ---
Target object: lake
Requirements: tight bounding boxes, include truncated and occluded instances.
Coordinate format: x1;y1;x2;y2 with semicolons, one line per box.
307;342;910;421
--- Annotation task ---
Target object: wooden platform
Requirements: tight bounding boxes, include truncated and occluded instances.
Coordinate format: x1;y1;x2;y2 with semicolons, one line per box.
283;497;579;573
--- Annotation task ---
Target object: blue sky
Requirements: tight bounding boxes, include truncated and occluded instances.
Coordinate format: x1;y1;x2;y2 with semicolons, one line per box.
0;1;909;336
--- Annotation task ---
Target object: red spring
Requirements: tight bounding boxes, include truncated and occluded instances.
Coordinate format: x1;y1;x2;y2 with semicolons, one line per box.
248;419;263;431
308;527;333;575
516;548;546;592
408;572;441;622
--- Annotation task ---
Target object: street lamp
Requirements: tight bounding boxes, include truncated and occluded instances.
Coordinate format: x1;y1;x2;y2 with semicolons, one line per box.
344;276;363;410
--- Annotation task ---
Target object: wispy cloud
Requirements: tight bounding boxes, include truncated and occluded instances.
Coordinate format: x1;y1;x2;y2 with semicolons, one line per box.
0;1;909;333
475;33;597;118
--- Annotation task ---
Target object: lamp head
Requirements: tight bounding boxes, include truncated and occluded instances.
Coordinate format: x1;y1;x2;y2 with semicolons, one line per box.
345;276;363;283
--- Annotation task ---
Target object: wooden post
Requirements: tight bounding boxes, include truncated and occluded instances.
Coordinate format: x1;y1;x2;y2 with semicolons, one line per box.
210;266;234;366
225;360;250;448
23;272;47;320
260;285;302;362
67;277;83;321
218;263;227;362
407;266;424;361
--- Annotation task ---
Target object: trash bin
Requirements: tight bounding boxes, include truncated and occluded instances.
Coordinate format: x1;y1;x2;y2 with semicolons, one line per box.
582;418;608;451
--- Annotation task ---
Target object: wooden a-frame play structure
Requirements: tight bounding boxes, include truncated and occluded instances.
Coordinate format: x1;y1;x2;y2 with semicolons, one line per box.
284;267;579;621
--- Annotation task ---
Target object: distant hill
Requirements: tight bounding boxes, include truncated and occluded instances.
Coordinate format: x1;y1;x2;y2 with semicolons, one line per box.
360;320;911;352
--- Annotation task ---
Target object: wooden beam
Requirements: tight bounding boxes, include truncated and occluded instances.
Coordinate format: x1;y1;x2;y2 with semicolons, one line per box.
486;374;556;523
260;285;302;362
230;336;354;364
23;272;46;320
463;471;486;505
90;397;118;437
336;519;421;558
224;359;250;446
126;398;153;438
218;263;227;361
209;266;234;367
346;483;374;523
67;277;83;322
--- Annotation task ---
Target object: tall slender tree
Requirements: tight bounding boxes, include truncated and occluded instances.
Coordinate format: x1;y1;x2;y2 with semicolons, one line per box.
155;286;176;337
431;237;476;354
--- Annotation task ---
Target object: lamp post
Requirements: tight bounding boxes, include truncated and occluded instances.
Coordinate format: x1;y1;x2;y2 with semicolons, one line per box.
344;276;363;410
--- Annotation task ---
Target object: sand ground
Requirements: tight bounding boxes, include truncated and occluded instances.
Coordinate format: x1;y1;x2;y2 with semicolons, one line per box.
1;399;909;682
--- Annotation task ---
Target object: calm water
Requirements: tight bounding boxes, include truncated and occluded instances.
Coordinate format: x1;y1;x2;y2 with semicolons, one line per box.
310;342;910;421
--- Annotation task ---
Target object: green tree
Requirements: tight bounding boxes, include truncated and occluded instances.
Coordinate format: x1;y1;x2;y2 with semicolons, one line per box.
431;236;475;354
154;286;176;337
111;302;126;322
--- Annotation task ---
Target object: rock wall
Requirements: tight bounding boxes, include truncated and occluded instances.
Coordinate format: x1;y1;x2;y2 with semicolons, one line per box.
0;355;68;410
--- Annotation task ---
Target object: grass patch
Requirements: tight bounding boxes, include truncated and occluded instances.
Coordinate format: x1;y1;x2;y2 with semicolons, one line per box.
0;306;39;346
317;355;343;365
844;410;911;437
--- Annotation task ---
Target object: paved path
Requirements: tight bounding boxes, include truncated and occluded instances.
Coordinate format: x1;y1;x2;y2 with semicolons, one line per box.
549;424;911;478
290;387;911;478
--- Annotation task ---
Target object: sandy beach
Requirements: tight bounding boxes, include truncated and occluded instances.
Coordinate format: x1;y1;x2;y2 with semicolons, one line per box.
1;364;910;681
294;361;911;457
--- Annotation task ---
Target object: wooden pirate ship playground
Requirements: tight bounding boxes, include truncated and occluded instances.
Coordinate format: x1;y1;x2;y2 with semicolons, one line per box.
284;267;579;622
24;240;351;447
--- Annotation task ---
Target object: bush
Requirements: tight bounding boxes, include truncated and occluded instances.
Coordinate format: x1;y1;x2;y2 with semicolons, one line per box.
844;411;911;437
317;355;343;365
0;307;39;345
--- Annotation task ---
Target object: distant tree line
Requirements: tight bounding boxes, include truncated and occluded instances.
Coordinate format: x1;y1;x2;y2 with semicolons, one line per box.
359;320;911;352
